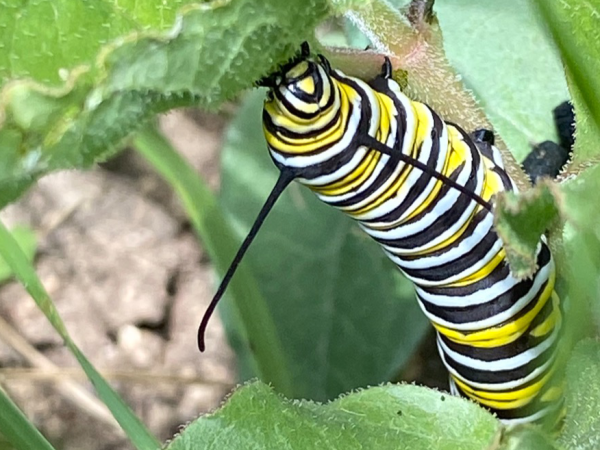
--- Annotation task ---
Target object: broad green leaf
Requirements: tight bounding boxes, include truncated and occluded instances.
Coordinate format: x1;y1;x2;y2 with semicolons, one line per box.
220;91;429;401
166;381;499;450
435;0;569;162
0;387;55;450
0;226;36;283
560;164;600;337
558;339;600;450
0;0;197;86
531;0;600;169
493;181;560;279
561;164;600;243
0;0;332;208
133;123;293;396
0;220;160;450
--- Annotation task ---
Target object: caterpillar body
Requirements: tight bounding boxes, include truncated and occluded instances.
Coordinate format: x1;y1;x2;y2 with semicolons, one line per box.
198;45;564;427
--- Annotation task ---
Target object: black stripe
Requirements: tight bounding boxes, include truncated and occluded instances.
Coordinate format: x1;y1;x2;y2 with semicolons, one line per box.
373;163;475;249
371;125;483;248
418;265;550;325
263;100;340;141
455;383;564;421
267;98;356;159
422;244;551;298
398;209;489;262
492;166;515;191
450;355;551;394
400;214;498;282
286;68;324;104
355;109;445;221
320;72;407;207
438;292;559;362
441;335;558;384
273;87;320;120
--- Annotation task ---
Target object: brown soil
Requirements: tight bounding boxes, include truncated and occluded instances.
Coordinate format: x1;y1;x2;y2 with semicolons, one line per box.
0;109;235;450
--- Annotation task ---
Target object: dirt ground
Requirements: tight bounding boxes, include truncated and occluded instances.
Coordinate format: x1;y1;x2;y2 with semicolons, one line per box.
0;110;235;450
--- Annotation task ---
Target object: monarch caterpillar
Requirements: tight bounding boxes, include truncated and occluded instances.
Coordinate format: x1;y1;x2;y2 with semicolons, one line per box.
198;43;564;427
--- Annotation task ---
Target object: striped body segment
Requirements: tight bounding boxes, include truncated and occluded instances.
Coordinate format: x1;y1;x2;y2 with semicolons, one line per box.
262;58;564;425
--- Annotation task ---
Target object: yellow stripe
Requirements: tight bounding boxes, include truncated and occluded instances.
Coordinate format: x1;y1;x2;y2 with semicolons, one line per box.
264;84;355;153
434;268;556;347
313;151;382;196
298;76;315;95
529;292;561;338
345;100;425;217
399;124;465;223
376;91;393;144
314;89;396;196
264;78;338;128
453;366;555;403
286;60;309;78
462;388;537;410
389;124;484;252
445;248;506;288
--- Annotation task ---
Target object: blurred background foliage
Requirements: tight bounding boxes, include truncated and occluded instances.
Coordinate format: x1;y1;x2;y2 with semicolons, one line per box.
0;0;599;449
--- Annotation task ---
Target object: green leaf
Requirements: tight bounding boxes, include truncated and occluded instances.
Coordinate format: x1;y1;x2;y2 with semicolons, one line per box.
558;339;600;450
559;164;600;338
219;91;429;401
133;123;293;397
493;181;560;279
345;0;569;163
497;425;559;450
0;0;332;208
435;0;569;162
165;381;499;450
530;0;600;168
0;387;56;450
0;220;160;450
0;226;36;283
340;0;531;190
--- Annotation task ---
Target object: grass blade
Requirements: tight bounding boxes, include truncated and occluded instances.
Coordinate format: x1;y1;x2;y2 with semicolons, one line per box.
0;387;56;450
133;122;293;396
0;220;160;450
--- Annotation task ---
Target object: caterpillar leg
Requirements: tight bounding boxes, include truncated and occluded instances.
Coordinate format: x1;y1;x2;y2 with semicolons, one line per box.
472;128;495;146
522;141;570;182
522;101;574;182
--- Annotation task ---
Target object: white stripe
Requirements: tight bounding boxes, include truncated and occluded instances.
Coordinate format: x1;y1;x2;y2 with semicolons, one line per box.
348;116;442;221
269;93;362;168
490;145;505;169
313;95;399;200
414;268;515;308
358;145;484;249
418;259;553;330
386;212;494;270
330;88;417;214
499;404;555;425
437;323;559;372
443;347;557;391
270;87;339;133
394;241;504;287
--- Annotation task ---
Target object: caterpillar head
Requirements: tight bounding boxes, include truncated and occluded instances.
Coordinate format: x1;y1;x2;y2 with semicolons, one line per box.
266;58;334;121
261;49;342;165
264;65;334;125
260;43;336;127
